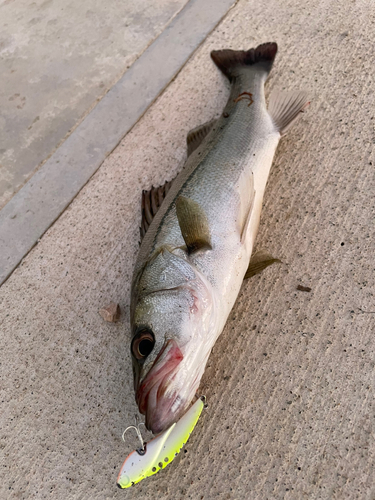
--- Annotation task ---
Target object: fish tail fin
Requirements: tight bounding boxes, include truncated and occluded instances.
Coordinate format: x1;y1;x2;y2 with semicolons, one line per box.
211;42;277;81
268;90;310;135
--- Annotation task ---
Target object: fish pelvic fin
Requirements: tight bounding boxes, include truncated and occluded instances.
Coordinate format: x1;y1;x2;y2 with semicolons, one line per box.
175;196;212;254
244;250;281;279
268;90;310;136
211;42;277;81
187;119;217;157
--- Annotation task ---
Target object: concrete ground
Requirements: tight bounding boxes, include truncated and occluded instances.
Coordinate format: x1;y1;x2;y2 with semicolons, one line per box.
1;0;375;499
0;0;187;209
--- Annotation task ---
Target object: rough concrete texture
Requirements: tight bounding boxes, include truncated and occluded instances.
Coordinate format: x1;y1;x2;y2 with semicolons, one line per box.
1;0;374;498
0;0;187;209
0;0;237;286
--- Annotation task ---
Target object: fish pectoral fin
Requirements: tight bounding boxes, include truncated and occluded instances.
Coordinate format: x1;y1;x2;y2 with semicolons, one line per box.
140;180;174;240
187;119;217;156
268;90;310;136
175;196;212;254
244;250;281;279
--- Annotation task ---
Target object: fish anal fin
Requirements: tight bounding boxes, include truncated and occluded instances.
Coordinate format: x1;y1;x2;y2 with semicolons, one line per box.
175;196;212;254
244;250;281;279
268;90;310;136
140;180;173;240
187;119;217;156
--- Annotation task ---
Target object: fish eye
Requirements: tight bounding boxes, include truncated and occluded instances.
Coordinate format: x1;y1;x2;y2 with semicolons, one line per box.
131;329;155;360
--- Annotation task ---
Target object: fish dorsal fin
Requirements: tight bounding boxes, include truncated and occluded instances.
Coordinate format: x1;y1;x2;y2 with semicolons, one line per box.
187;119;217;156
244;250;281;279
268;90;310;136
175;196;212;254
140;180;173;240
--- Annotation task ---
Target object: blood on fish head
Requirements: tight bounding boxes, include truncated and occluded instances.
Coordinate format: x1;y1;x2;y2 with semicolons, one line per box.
135;338;186;434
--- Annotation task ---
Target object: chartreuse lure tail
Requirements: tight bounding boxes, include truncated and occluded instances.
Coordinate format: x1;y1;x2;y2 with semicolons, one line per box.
117;397;205;488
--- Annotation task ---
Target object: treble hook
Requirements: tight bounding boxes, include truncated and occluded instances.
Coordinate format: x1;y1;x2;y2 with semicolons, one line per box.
122;416;147;455
195;394;208;409
200;395;208;409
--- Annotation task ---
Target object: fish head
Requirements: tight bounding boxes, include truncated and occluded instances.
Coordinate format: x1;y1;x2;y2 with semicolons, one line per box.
131;250;217;435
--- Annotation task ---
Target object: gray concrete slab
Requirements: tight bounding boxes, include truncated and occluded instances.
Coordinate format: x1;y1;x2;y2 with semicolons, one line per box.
0;0;238;286
0;0;188;209
1;0;375;499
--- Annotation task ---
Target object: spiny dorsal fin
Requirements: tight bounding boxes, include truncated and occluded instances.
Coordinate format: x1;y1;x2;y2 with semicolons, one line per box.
175;196;212;254
140;180;173;240
211;42;277;81
244;250;281;279
187;119;217;156
268;90;310;135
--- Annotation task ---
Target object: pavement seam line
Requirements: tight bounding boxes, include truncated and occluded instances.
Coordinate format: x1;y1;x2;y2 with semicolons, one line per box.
0;0;238;287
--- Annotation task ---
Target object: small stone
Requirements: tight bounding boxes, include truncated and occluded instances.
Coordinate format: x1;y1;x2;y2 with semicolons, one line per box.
99;302;120;322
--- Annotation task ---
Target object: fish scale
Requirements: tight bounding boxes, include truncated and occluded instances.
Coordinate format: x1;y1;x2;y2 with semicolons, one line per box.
129;42;310;435
141;80;276;263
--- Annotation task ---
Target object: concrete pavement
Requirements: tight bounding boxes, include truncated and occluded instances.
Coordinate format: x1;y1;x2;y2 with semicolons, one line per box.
0;0;188;210
0;0;238;285
1;0;374;498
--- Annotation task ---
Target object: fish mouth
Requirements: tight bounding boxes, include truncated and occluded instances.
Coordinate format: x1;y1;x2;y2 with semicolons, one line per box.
136;338;186;434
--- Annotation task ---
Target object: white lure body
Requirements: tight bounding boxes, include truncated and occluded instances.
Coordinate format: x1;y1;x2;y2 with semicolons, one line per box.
117;397;205;488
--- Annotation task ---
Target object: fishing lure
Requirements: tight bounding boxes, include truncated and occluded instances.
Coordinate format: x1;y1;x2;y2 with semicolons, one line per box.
117;396;206;488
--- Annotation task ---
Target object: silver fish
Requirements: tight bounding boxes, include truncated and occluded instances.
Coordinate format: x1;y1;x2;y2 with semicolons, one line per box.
130;42;309;434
